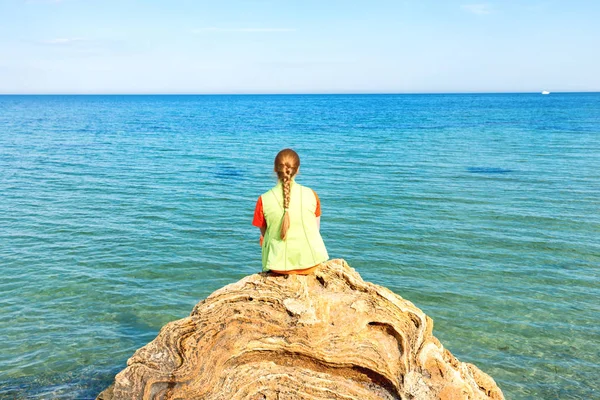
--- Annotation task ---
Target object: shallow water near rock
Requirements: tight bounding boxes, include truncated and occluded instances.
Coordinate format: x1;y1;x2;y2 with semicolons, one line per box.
0;93;599;399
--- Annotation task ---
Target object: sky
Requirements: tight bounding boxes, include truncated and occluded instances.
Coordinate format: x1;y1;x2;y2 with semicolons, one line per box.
0;0;599;94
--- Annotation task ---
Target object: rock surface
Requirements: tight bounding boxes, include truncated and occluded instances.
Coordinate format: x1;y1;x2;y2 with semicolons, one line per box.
98;259;504;400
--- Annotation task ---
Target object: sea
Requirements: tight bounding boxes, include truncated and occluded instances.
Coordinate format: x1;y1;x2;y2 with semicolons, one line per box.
0;93;598;399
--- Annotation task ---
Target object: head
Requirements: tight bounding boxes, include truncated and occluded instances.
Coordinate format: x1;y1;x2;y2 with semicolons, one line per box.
274;149;300;240
274;148;300;182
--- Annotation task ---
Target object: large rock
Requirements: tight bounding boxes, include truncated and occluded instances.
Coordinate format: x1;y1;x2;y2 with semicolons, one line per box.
98;259;503;400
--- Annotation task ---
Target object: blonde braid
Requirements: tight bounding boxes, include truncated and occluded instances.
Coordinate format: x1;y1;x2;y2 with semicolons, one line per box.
282;172;292;210
274;149;300;241
280;170;292;240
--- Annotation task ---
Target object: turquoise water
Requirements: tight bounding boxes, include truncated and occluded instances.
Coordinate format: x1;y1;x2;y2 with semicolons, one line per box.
0;94;598;399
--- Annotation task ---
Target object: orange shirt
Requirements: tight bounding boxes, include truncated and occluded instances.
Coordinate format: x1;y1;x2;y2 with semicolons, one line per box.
252;190;321;229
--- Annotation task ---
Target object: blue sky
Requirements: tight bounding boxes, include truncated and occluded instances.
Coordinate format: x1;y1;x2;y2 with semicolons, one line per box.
0;0;599;94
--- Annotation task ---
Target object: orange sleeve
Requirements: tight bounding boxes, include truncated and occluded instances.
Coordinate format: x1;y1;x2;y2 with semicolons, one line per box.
252;196;266;228
312;190;321;217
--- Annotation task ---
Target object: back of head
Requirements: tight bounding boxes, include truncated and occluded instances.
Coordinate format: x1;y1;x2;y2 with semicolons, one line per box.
274;148;300;182
274;149;300;240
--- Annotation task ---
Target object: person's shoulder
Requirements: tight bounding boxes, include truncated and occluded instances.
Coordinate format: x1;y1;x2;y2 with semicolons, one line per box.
299;184;319;197
297;182;315;191
260;185;278;198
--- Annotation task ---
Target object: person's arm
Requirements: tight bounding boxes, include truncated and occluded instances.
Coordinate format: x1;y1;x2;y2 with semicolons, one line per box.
252;196;267;245
259;226;267;246
313;190;322;231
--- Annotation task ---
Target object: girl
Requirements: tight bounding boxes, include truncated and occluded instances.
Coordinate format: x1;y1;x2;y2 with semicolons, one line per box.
252;149;329;275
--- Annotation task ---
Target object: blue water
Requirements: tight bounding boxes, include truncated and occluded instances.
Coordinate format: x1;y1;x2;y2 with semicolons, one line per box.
0;94;598;399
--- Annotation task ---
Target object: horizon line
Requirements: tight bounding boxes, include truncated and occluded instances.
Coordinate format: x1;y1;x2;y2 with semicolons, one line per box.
0;91;598;96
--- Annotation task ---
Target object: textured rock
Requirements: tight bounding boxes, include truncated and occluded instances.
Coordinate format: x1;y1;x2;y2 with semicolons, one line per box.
98;259;503;400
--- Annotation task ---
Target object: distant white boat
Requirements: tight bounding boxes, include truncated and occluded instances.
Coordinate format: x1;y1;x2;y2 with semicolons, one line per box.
542;90;550;95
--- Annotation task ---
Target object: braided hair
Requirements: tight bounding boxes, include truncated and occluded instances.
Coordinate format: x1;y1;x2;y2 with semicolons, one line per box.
274;149;300;240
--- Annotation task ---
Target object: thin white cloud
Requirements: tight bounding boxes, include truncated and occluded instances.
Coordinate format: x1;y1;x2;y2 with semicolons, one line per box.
191;27;296;34
26;0;66;4
39;37;87;45
461;4;493;15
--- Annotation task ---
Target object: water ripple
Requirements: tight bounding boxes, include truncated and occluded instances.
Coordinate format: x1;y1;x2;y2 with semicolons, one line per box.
0;94;599;399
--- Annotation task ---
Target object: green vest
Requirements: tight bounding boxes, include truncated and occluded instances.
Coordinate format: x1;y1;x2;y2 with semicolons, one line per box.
261;180;329;272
